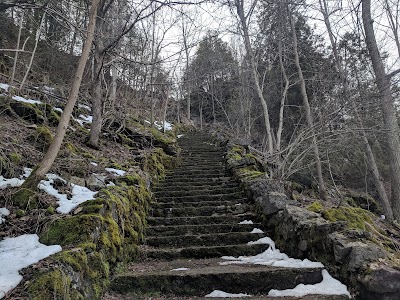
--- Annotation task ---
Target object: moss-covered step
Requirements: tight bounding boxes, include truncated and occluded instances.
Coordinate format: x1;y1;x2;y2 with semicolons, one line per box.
161;177;233;184
140;243;269;260
148;213;256;226
146;223;262;236
157;193;245;203
145;232;265;248
154;187;239;198
165;174;230;182
151;203;250;218
165;167;227;175
153;182;239;192
111;263;324;296
153;200;245;210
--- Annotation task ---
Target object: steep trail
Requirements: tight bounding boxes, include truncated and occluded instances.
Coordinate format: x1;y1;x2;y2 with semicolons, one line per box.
104;132;348;299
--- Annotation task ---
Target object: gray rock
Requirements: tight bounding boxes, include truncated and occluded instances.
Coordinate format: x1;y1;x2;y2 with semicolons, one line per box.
360;264;400;293
348;242;387;271
256;192;287;216
249;178;285;197
86;174;108;190
70;176;86;187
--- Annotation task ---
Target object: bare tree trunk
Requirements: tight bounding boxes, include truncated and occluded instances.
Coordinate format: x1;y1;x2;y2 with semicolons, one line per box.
234;0;273;154
319;0;393;218
362;0;400;221
20;12;46;91
290;11;327;199
9;11;24;98
22;0;100;189
88;42;104;148
276;23;288;152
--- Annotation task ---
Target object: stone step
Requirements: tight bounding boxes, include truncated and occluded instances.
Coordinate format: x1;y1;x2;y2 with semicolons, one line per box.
103;292;349;299
154;187;238;198
158;179;234;187
165;169;228;177
156;193;245;203
145;232;264;248
150;203;249;218
148;213;256;226
152;199;244;210
153;182;238;192
164;174;230;181
146;223;261;236
139;243;269;260
110;259;324;297
168;164;225;170
162;176;232;183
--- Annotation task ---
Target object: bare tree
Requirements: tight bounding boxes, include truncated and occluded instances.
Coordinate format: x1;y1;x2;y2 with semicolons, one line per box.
289;6;327;198
362;0;400;221
318;0;393;218
230;0;274;154
22;0;100;189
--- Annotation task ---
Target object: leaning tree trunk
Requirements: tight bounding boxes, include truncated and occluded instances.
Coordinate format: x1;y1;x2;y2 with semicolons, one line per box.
22;0;100;189
319;0;393;218
290;12;327;199
235;0;274;154
362;0;400;221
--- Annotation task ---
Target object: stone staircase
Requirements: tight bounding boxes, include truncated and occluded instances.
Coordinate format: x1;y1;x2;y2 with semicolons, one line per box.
105;132;348;299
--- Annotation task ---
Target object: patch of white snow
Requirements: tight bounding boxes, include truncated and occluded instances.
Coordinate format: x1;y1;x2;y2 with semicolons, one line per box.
154;121;173;131
205;290;251;298
90;162;98;166
170;268;190;271
238;220;253;225
221;236;324;269
177;134;184;138
0;83;10;92
0;177;24;189
12;95;42;105
268;269;350;298
105;168;126;176
0;207;10;225
250;228;264;234
53;107;63;113
0;234;61;298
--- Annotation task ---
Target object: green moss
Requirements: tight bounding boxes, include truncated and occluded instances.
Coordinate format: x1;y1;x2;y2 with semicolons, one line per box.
236;166;264;179
28;269;71;300
82;151;96;159
144;147;174;183
65;142;79;154
9;152;22;164
34;126;53;151
116;174;142;186
13;188;38;209
15;209;25;217
10;101;45;124
58;248;88;272
307;201;323;213
344;190;381;213
47;109;61;126
46;206;55;214
322;206;373;230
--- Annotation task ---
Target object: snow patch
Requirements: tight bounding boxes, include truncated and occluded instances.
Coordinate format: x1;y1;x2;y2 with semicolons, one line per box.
53;107;63;113
0;177;24;189
238;220;253;225
177;134;184;138
1;168;97;214
0;207;10;224
105;168;126;176
221;236;324;269
90;162;98;166
0;234;61;299
205;290;251;298
12;95;42;105
170;268;189;271
268;269;351;298
0;83;10;92
250;228;264;234
154;121;173;131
